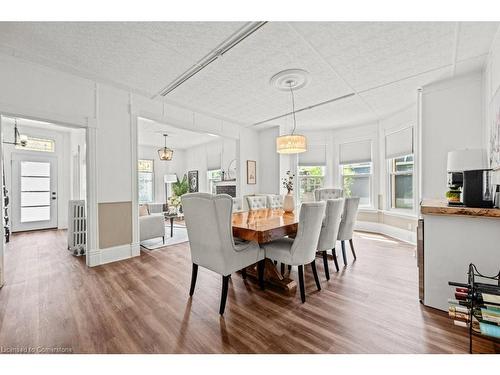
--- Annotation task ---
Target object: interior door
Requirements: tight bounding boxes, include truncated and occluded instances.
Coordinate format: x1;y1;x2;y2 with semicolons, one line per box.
11;153;58;232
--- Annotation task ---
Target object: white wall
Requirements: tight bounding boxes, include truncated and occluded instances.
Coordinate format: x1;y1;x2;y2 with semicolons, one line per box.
258;127;280;194
420;72;485;200
484;28;500;185
183;138;237;193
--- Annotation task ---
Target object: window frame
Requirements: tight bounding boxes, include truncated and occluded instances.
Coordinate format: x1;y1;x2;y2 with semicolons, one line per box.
15;136;55;153
387;154;415;213
207;169;222;194
138;159;154;204
298;165;326;203
340;161;373;208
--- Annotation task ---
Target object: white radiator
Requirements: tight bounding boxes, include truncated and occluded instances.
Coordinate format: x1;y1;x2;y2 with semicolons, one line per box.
68;200;86;256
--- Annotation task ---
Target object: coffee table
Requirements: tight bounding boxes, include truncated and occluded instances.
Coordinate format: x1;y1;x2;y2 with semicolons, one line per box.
163;212;184;238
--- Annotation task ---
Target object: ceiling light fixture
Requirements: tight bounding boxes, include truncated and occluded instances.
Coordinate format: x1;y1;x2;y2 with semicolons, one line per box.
271;69;309;154
158;134;174;161
2;118;28;147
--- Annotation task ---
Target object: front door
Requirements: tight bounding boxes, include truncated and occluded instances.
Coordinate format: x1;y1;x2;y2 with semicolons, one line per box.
11;153;58;232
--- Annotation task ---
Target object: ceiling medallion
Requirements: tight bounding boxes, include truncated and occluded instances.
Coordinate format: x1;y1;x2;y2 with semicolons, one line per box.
271;69;309;154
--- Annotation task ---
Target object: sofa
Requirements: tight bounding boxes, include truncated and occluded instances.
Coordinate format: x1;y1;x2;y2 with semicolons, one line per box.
139;203;166;242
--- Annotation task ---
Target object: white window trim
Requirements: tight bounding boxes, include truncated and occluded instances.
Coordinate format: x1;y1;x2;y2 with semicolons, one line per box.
138;159;154;204
340;162;373;209
298;165;326;202
386;156;416;215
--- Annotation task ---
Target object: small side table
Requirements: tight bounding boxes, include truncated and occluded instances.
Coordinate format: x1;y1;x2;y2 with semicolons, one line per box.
163;212;183;238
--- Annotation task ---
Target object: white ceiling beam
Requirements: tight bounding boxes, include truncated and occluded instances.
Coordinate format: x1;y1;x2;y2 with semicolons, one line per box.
286;22;381;120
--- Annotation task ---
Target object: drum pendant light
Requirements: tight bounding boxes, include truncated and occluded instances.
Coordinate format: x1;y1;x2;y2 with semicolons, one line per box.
276;81;307;154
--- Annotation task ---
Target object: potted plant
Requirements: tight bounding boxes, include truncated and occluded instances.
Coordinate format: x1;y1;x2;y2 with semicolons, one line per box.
171;174;189;213
446;185;461;204
282;170;296;213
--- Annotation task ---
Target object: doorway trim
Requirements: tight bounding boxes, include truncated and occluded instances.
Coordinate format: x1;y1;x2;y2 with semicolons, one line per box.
0;105;98;273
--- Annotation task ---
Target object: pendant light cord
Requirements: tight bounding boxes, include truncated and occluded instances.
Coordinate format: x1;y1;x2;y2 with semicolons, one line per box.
288;82;297;135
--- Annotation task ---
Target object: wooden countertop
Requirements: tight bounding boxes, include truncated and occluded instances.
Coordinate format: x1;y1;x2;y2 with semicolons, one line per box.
420;199;500;218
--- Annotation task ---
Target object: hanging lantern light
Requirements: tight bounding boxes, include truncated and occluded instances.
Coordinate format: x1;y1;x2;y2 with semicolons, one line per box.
158;134;173;161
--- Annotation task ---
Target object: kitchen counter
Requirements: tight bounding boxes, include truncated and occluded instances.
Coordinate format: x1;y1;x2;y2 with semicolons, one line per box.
419;199;500;311
420;199;500;218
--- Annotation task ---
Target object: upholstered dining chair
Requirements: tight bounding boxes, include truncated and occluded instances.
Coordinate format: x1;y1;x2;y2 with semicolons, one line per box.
266;194;283;209
246;195;268;210
337;197;360;266
316;198;344;279
232;197;243;212
314;188;343;202
181;193;265;315
261;201;326;303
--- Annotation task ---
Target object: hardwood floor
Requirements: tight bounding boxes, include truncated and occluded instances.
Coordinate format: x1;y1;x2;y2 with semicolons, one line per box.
0;229;497;354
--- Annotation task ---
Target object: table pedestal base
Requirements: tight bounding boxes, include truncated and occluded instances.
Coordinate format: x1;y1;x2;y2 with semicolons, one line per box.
244;258;297;295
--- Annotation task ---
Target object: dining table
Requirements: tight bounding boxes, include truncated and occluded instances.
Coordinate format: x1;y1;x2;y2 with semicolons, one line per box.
232;208;299;294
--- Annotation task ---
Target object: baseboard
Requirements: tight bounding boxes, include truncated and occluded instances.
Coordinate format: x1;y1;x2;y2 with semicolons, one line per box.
87;243;140;267
355;221;416;245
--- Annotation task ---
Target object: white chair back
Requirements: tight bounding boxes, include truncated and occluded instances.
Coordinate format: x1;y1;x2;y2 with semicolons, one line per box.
246;195;268;210
267;194;283;209
232;197;243;212
317;198;344;251
182;193;236;275
337;197;360;241
314;188;343;202
290;202;326;265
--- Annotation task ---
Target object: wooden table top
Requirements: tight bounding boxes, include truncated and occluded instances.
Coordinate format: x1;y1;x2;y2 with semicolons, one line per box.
420;199;500;219
232;208;299;244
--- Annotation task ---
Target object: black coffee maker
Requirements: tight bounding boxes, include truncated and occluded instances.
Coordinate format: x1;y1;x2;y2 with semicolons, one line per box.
462;169;494;208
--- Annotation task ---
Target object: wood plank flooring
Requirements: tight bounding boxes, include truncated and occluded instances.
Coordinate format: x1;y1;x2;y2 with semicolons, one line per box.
0;229;497;353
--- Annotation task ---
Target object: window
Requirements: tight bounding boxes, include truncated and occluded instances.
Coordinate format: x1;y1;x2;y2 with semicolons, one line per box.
138;159;154;203
342;162;372;207
16;136;55;152
389;154;414;210
207;169;222;194
299;166;325;202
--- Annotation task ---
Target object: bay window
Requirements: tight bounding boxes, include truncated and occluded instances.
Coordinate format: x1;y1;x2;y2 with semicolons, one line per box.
341;162;372;207
298;166;325;202
389;155;414;210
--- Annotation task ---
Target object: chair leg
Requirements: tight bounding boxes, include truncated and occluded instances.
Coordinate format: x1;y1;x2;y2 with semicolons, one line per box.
298;265;306;303
219;275;230;315
257;259;265;290
322;251;330;280
163;236;165;244
241;267;247;279
311;259;321;291
288;265;292;272
341;240;348;266
189;263;198;296
280;263;285;276
332;248;340;272
349;239;357;260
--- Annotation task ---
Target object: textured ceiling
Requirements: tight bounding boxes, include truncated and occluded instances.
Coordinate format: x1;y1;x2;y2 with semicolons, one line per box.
0;21;498;130
138;118;219;149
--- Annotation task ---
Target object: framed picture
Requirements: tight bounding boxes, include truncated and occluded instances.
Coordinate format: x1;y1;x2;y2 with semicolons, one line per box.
247;160;256;185
489;89;500;170
188;170;199;192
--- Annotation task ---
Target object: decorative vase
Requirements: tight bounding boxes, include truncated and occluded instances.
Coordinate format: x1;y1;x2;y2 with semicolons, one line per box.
283;192;295;213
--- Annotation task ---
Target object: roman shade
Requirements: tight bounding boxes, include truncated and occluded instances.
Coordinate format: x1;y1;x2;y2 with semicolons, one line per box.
385;127;413;159
299;144;327;166
339;140;372;165
206;142;222;170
